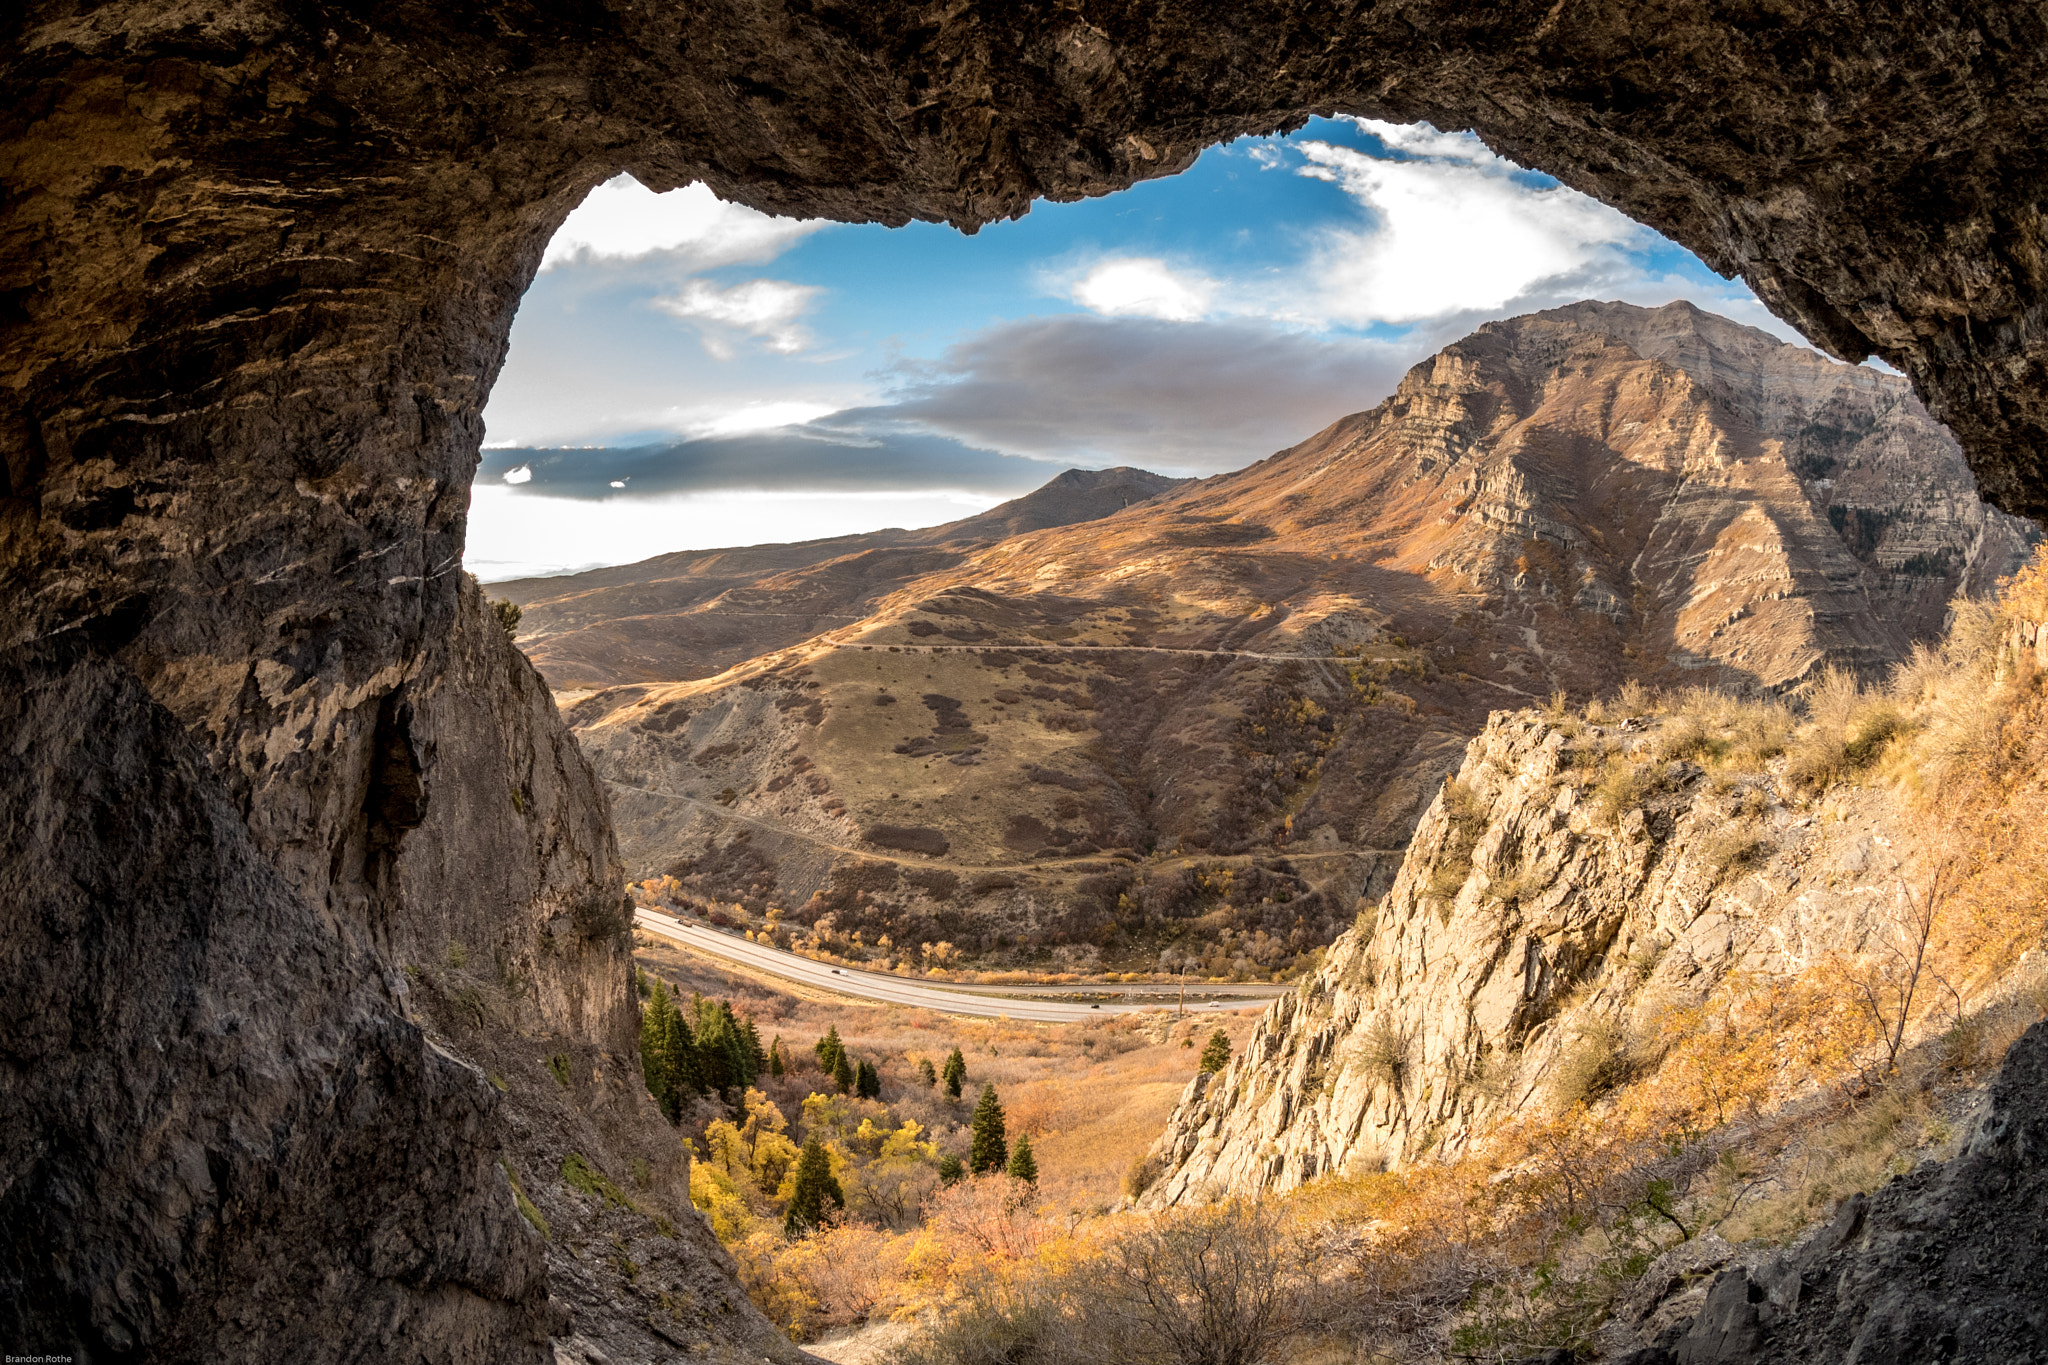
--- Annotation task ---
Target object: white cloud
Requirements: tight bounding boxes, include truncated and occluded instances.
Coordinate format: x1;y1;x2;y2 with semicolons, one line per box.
540;176;826;272
1275;124;1652;325
1067;258;1216;321
686;400;842;437
654;278;824;355
853;314;1415;472
465;484;1006;581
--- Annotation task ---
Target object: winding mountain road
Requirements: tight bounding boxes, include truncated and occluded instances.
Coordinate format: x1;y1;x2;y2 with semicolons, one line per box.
633;908;1281;1021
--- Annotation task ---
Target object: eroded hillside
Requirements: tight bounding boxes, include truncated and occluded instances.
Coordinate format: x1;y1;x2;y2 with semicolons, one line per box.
551;302;2031;977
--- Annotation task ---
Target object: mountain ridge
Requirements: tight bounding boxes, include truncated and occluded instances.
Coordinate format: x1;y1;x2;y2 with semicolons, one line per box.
545;301;2033;978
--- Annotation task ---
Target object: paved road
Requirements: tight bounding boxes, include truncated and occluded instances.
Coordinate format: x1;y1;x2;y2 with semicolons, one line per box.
633;909;1279;1022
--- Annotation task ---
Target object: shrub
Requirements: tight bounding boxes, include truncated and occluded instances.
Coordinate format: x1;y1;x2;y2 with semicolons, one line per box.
1352;1017;1410;1091
489;597;522;638
1694;819;1769;885
1590;754;1653;826
1551;1018;1630;1110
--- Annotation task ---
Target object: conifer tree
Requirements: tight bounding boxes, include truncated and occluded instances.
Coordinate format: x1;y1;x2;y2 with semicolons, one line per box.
664;993;702;1100
918;1057;938;1088
740;1013;768;1078
856;1059;881;1099
969;1084;1008;1174
833;1049;856;1095
937;1152;964;1185
942;1046;966;1099
1006;1132;1038;1186
1199;1028;1232;1075
768;1037;786;1079
638;980;702;1120
639;979;676;1115
816;1025;844;1074
781;1134;844;1237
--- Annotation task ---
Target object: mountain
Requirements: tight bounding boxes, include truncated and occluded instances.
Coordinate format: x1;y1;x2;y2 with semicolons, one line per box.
547;302;2034;976
495;466;1188;688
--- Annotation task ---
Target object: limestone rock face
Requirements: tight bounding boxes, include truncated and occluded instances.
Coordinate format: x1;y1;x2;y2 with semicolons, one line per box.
1141;707;1913;1206
0;639;550;1362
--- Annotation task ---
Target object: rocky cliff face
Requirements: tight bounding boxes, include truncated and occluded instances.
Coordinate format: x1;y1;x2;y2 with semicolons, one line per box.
0;638;552;1362
1142;707;1913;1204
1622;1021;2048;1363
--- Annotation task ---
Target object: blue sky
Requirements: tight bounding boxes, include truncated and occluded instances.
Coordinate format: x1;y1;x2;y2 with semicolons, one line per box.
471;118;1795;579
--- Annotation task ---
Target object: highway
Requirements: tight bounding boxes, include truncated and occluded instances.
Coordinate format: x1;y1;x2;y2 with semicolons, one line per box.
632;909;1281;1022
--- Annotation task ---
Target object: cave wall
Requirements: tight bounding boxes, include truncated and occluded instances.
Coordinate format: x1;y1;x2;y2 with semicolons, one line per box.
8;0;2048;1356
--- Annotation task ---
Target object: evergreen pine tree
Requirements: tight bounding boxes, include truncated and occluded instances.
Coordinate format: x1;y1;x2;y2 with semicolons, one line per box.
856;1059;881;1099
816;1025;844;1074
639;979;676;1117
663;988;702;1103
740;1014;768;1079
723;1001;756;1085
942;1046;966;1099
768;1037;786;1079
1006;1132;1038;1186
1199;1028;1232;1074
781;1134;844;1237
937;1153;964;1185
969;1084;1008;1174
832;1049;856;1095
918;1057;937;1088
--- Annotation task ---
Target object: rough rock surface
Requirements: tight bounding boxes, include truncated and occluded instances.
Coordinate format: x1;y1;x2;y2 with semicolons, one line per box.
1624;1022;2048;1363
0;638;550;1362
1142;707;1917;1204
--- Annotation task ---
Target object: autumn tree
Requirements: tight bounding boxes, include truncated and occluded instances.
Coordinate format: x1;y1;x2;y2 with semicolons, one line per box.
782;1134;844;1238
969;1084;1009;1174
